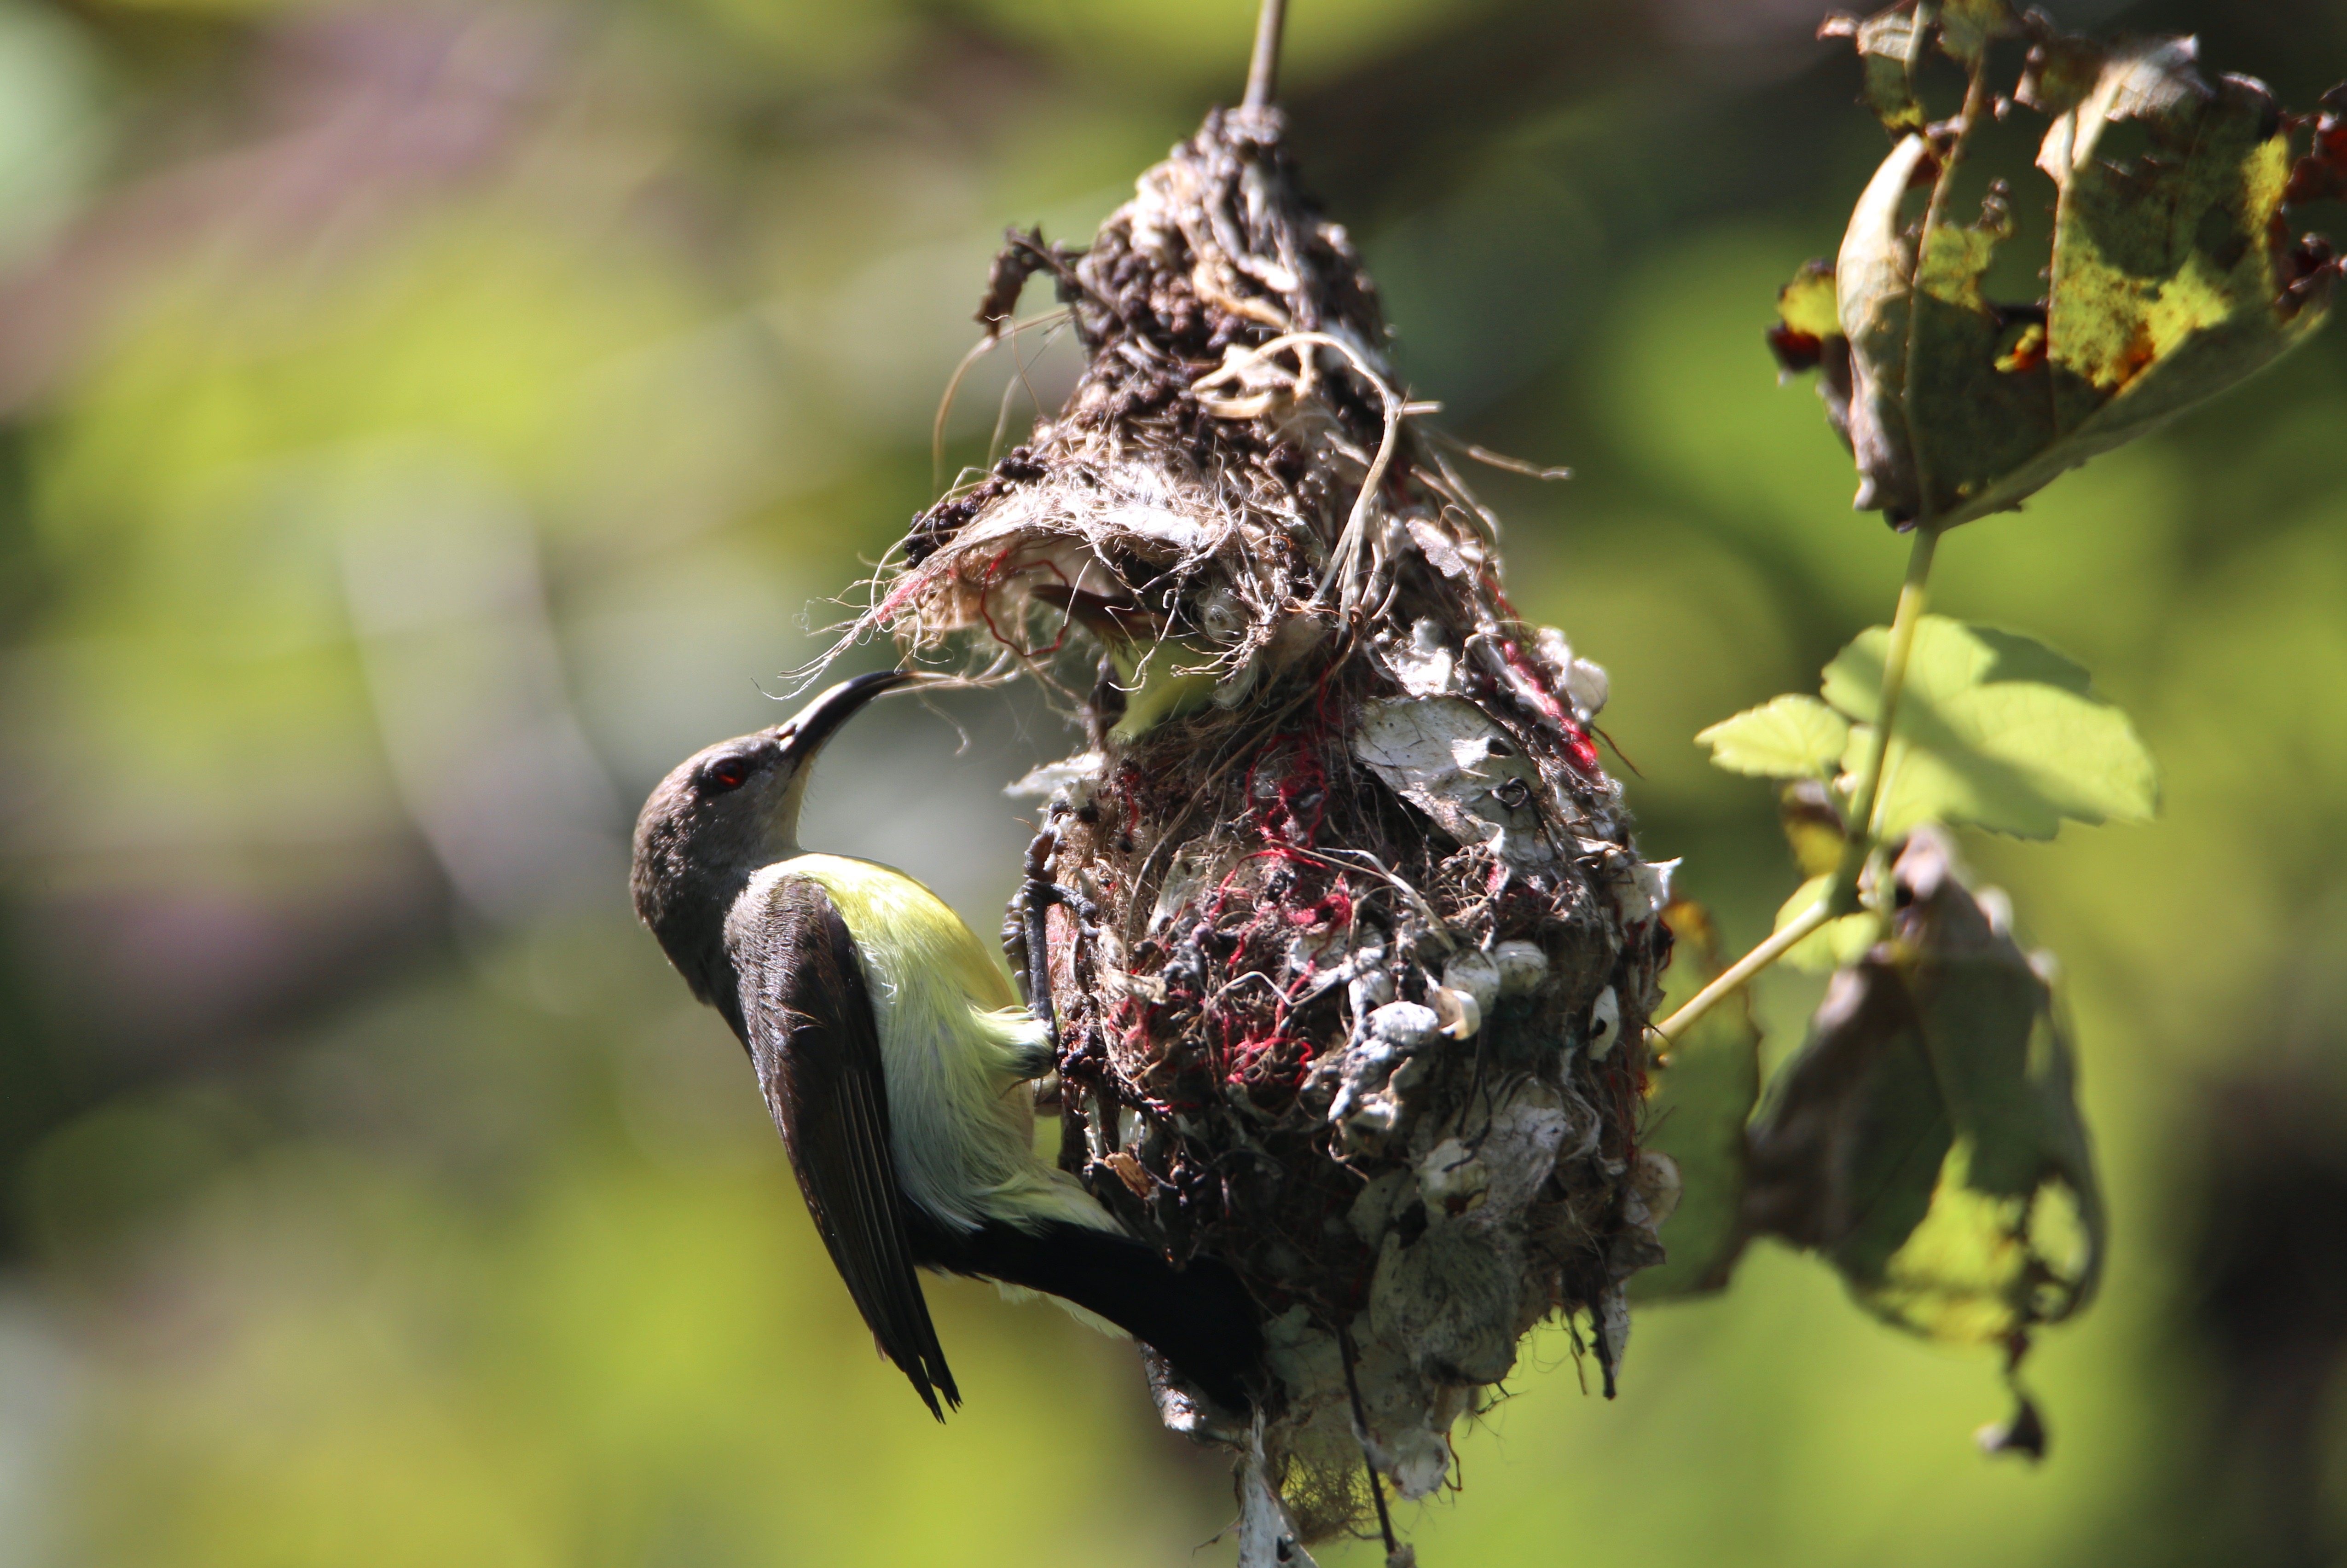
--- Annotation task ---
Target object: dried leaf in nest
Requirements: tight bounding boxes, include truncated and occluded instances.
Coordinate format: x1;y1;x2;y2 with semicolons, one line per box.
850;104;1679;1551
1788;5;2345;528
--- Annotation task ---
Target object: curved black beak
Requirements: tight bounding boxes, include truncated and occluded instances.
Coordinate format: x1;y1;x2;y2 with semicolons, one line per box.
771;670;947;766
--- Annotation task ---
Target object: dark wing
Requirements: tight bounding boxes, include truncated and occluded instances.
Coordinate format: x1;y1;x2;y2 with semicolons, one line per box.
733;874;958;1419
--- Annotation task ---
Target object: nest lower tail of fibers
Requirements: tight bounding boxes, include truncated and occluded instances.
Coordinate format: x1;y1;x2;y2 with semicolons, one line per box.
846;104;1682;1550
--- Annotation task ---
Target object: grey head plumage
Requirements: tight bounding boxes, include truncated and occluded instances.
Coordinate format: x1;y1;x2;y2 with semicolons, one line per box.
630;671;931;1005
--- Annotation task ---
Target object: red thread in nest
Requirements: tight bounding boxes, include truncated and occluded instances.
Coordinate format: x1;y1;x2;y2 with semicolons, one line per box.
975;552;1074;660
1288;887;1353;928
1240;727;1335;848
1476;574;1602;779
1497;635;1601;777
874;570;934;626
1117;764;1145;836
1209;972;1293;1082
1180;845;1350;1087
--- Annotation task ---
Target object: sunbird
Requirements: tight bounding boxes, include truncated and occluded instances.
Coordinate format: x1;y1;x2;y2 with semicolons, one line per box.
630;670;1260;1418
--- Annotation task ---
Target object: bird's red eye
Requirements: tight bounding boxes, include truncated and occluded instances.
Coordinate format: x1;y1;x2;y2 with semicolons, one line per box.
702;756;752;793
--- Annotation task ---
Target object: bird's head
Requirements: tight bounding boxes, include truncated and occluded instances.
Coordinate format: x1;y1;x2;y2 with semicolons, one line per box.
631;670;939;998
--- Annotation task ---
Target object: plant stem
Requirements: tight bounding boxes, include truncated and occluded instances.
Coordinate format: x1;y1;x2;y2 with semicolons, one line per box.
1652;898;1835;1045
1826;520;1939;912
1652;520;1941;1045
1243;0;1287;111
1648;58;1985;1047
1336;1323;1398;1561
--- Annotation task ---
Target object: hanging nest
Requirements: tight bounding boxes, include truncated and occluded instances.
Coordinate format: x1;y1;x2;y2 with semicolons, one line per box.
844;102;1681;1555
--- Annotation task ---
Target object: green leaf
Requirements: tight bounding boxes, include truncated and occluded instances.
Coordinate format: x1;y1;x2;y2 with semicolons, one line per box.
1936;0;2025;69
1794;14;2337;528
1773;874;1878;973
1742;831;2103;1348
1633;903;1762;1301
1695;695;1851;781
1822;616;2157;839
1774;259;1839;342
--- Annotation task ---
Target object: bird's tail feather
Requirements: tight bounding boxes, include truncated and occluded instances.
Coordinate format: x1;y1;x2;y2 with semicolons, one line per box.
926;1216;1262;1412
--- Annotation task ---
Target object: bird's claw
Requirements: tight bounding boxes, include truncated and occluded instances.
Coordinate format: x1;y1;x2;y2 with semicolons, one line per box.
1007;828;1104;1057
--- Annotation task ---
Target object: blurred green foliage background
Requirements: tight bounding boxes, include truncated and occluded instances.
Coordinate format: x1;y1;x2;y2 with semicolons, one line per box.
3;1;2345;1564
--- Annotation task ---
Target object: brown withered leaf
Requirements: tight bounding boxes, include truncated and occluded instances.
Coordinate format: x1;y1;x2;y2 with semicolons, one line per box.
1737;829;2103;1347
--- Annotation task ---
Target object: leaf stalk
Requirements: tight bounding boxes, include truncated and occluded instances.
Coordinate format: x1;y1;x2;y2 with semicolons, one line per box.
1652;898;1835;1045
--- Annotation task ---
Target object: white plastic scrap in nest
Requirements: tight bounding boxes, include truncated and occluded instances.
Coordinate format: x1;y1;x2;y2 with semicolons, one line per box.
1352;697;1559;870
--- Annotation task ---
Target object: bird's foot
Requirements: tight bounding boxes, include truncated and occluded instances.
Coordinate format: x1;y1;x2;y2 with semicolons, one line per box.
1008;827;1105;1054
